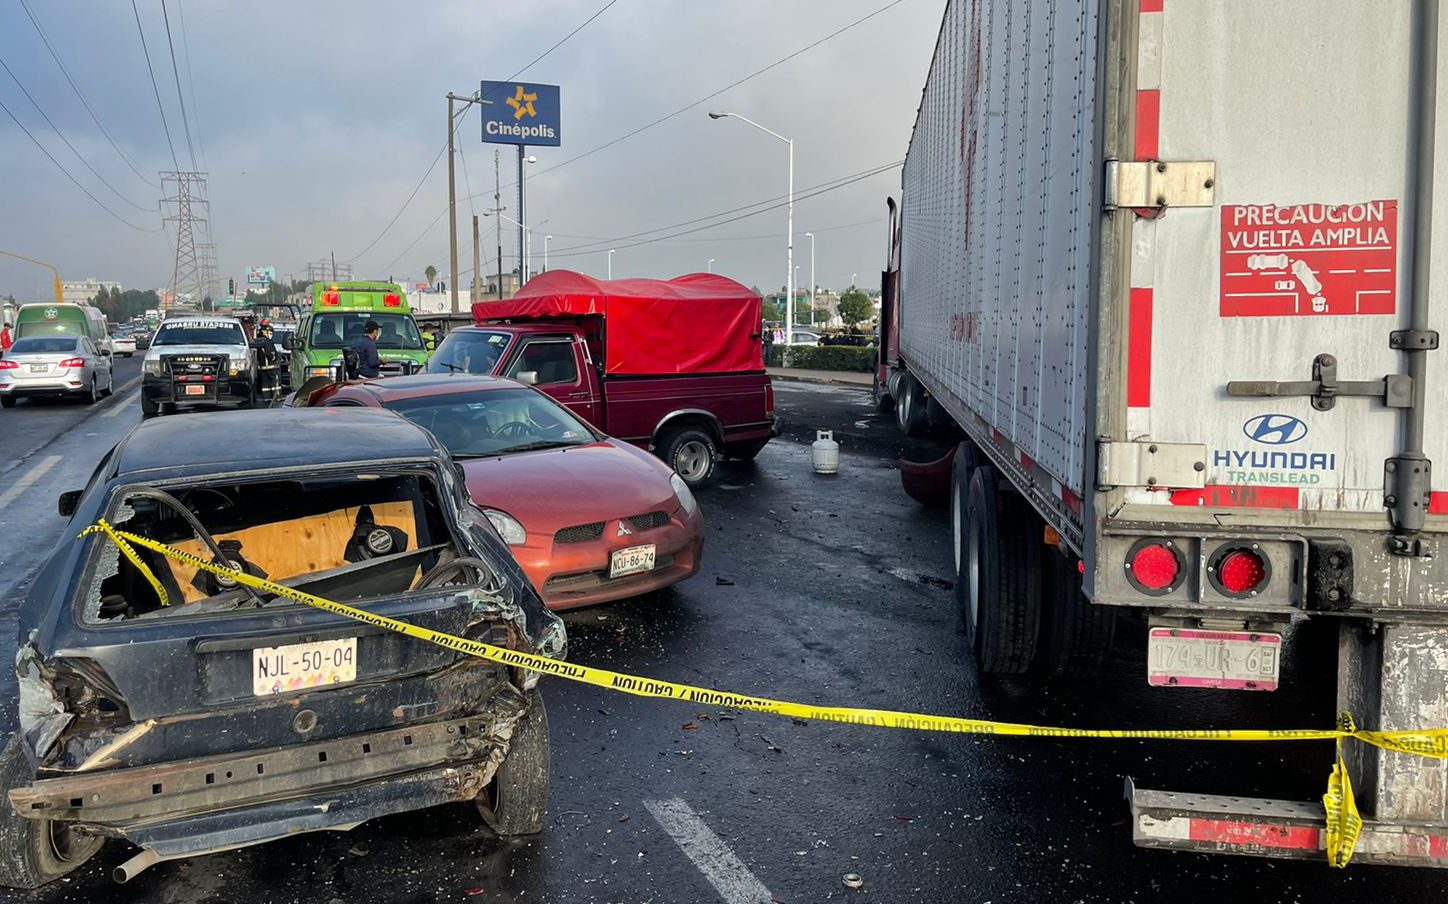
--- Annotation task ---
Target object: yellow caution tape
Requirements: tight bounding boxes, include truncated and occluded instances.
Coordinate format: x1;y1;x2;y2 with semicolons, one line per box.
81;519;1448;866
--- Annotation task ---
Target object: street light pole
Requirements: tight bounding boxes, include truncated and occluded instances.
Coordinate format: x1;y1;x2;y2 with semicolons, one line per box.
709;111;793;347
608;249;615;280
544;235;552;272
707;258;715;273
805;231;815;327
445;90;484;314
0;249;63;304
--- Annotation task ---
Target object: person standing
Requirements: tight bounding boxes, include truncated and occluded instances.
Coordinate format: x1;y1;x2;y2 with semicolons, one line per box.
352;320;383;379
0;322;12;358
250;322;278;402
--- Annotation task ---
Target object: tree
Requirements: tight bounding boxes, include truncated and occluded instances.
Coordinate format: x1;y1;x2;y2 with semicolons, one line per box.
761;298;783;322
837;287;873;328
425;265;438;288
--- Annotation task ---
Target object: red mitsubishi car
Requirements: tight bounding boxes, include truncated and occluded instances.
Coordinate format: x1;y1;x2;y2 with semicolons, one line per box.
306;374;704;610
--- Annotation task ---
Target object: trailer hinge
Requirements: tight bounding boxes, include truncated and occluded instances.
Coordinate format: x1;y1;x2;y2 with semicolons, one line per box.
1097;441;1207;490
1385;456;1433;550
1225;353;1413;412
1103;158;1216;212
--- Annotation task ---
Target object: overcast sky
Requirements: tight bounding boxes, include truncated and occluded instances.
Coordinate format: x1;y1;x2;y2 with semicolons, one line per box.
0;0;943;302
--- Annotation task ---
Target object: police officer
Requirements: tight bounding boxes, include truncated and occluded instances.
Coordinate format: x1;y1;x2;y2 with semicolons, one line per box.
352;319;383;379
250;320;279;402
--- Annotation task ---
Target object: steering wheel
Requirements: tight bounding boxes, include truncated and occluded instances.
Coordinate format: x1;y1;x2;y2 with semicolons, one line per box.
494;420;532;439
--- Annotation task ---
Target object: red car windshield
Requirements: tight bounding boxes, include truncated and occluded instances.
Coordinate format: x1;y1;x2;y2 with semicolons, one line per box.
385;388;596;457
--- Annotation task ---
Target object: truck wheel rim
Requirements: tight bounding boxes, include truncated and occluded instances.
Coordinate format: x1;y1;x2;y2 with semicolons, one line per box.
676;441;710;480
966;500;983;630
952;479;962;576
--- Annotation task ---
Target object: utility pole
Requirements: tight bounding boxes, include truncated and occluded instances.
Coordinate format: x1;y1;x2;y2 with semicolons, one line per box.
494;149;504;299
330;251;337;281
516;146;526;283
447;90;486;314
472;215;481;304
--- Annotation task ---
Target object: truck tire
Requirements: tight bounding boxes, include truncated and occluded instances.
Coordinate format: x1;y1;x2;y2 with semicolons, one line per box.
961;465;1042;674
140;394;158;419
660;427;717;487
478;691;550;836
0;737;104;889
1037;550;1116;677
896;374;927;436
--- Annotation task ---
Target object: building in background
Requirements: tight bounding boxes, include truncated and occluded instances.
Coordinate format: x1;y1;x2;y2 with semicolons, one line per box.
62;278;122;305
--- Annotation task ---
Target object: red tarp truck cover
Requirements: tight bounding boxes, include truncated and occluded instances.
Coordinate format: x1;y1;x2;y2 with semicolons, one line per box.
472;270;763;376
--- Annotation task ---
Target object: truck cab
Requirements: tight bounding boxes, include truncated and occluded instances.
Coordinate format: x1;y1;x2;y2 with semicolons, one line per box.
290;282;429;385
424;271;777;486
140;315;255;418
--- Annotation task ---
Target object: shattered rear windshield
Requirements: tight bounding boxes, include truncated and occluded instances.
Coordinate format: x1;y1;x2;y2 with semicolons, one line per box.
85;471;498;621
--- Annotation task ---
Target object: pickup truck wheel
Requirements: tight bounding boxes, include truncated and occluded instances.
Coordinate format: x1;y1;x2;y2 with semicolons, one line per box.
962;466;1042;674
1037;549;1115;677
896;374;927;436
662;428;717;487
478;691;550;836
0;737;104;889
140;394;158;419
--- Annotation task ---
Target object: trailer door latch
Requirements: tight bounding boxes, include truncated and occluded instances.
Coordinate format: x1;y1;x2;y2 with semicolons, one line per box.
1225;353;1413;412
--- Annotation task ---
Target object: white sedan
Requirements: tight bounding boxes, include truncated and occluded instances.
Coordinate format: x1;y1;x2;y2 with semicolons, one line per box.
111;335;137;357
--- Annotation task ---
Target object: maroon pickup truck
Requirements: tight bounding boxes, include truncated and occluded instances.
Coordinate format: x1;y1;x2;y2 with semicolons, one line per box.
424;270;777;485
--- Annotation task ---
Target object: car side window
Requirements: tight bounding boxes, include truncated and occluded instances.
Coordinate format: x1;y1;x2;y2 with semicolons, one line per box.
508;340;578;385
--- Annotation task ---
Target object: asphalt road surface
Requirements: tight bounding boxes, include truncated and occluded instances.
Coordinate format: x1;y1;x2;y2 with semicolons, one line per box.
0;378;1440;902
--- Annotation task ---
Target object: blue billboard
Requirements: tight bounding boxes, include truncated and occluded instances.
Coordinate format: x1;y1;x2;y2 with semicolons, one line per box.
479;81;560;147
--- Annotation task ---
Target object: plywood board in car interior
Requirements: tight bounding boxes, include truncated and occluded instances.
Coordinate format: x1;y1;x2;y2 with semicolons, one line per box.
164;502;417;603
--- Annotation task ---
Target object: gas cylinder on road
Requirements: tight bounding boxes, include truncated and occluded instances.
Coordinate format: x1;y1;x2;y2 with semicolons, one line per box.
811;429;840;474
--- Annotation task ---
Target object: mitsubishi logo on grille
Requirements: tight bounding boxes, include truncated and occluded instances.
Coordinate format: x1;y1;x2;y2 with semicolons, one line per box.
617;521;633;537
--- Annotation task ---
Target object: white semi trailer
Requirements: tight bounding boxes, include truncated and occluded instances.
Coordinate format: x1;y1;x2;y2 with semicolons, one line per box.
878;0;1448;865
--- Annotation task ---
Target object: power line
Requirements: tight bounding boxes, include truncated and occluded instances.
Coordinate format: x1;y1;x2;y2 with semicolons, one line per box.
352;0;621;265
18;0;158;188
546;163;900;259
0;95;158;231
0;55;156;212
132;0;180;171
466;0;909;205
174;0;207;172
159;0;198;170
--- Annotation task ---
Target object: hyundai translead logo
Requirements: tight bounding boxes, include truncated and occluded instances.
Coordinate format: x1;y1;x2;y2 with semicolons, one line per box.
1243;414;1308;445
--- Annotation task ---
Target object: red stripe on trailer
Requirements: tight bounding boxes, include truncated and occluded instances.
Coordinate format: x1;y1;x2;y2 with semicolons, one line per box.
1431;492;1448;515
1061;487;1082;516
1139;0;1164;12
1135;90;1160;160
1020;451;1035;471
1170;486;1300;509
1432;834;1448;858
1188;819;1320;851
1127;288;1153;408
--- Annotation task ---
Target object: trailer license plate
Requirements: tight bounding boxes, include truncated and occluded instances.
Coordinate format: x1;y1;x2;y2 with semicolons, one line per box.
252;638;357;695
610;544;656;578
1147;628;1281;691
184;384;205;396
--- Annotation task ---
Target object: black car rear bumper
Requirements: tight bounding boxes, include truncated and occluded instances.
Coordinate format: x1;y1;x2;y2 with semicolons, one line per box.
12;695;527;859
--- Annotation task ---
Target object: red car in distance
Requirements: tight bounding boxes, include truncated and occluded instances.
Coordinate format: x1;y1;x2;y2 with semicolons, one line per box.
306;374;704;610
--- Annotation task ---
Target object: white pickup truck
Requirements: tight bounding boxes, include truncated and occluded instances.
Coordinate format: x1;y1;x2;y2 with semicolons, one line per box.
141;315;256;418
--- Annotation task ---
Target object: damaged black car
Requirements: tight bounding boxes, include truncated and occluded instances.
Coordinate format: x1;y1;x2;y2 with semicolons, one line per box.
1;408;567;889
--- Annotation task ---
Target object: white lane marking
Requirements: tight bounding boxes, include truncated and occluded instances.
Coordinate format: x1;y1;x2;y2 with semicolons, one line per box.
101;387;139;418
645;798;773;904
0;454;63;509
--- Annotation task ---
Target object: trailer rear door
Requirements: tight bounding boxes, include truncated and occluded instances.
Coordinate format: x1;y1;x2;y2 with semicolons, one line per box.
1128;0;1443;519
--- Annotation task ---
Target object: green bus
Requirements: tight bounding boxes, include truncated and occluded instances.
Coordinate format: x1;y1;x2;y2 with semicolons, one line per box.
290;281;429;386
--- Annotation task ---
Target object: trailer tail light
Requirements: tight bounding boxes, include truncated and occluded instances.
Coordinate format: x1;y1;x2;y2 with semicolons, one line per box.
1209;544;1270;598
383;294;401;307
1125;539;1185;595
322;292;340;305
58;357;86;368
